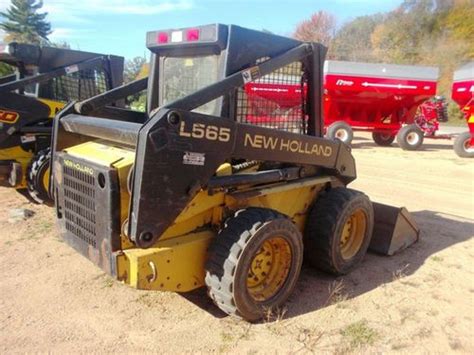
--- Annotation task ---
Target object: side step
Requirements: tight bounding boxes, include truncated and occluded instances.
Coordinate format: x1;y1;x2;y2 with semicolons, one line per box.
369;202;420;256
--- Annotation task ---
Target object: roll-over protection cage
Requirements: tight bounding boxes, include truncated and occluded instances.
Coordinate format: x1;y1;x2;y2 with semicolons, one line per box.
0;43;124;151
52;24;356;248
0;42;123;101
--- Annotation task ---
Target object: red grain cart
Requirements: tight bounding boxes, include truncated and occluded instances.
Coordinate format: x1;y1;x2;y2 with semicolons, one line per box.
451;62;474;158
324;60;441;150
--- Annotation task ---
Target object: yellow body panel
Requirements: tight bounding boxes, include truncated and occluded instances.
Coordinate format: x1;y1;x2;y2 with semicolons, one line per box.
116;231;214;291
65;140;135;167
61;141;332;292
37;99;66;118
0;146;33;188
0;99;64;189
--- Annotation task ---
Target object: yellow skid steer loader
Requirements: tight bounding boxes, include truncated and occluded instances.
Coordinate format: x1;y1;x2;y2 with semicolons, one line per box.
50;25;419;321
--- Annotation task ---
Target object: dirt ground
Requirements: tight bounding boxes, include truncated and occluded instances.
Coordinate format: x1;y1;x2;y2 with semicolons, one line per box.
0;133;473;353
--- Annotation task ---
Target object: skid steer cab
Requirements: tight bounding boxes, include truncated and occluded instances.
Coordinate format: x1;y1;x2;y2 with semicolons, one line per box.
0;42;124;204
51;24;419;321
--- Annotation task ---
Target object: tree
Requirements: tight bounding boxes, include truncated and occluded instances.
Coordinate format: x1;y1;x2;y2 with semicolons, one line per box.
0;0;51;44
124;56;147;83
293;11;336;48
124;56;148;111
332;14;383;62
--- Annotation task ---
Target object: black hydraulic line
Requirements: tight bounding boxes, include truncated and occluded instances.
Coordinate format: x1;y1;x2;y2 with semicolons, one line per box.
61;114;141;146
208;167;302;190
20;126;51;134
0;56;105;94
75;77;148;115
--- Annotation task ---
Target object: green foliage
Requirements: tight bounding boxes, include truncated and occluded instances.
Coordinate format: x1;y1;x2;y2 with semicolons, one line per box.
124;56;147;84
124;56;148;110
129;92;147;112
0;0;51;45
447;101;465;122
0;62;14;77
340;320;378;348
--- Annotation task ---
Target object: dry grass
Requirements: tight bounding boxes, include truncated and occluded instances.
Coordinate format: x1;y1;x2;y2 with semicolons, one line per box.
326;280;348;306
340;320;378;348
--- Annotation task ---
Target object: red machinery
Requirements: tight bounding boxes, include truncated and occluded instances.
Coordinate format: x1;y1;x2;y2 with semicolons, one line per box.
244;61;445;150
323;60;440;149
452;62;474;158
415;97;448;138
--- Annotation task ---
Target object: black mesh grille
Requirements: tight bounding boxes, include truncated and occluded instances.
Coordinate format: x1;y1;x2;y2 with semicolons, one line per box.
63;165;97;248
40;68;108;102
236;61;308;134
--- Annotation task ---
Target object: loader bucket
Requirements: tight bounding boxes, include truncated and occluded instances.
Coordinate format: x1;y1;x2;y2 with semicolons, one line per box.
369;202;420;256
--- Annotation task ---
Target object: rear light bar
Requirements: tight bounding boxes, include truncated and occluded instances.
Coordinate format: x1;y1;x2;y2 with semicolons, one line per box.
147;24;221;49
0;44;10;54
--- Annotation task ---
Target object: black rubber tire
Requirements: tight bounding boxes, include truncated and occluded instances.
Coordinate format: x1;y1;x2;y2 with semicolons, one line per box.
205;207;303;321
396;124;424;150
327;121;353;145
372;132;395;146
304;187;374;275
453;131;474;158
27;148;52;205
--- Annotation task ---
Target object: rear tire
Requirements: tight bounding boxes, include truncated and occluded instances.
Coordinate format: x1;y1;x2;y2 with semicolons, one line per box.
397;124;424;150
27;148;52;205
205;208;303;321
327;121;353;145
453;132;474;158
372;132;395;146
304;187;374;275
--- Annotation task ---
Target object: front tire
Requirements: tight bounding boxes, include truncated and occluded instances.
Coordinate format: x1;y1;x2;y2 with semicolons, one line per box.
327;121;353;145
205;208;303;321
304;188;374;275
453;131;474;158
397;124;424;150
372;132;395;146
26;148;52;205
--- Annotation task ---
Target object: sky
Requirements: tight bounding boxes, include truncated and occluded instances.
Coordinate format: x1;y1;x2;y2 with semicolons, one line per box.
0;0;403;60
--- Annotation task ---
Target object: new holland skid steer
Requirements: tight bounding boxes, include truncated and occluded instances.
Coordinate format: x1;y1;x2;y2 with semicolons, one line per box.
0;42;123;203
50;25;419;321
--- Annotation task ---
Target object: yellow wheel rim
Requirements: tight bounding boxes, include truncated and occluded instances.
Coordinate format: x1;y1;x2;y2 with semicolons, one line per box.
247;237;292;302
339;210;367;260
42;166;51;192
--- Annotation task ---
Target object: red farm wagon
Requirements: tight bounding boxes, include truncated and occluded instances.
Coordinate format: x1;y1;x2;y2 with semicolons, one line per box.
451;62;474;158
323;60;443;149
244;60;447;150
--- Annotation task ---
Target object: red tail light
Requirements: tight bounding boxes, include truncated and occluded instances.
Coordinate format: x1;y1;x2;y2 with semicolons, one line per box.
157;32;169;44
186;28;200;42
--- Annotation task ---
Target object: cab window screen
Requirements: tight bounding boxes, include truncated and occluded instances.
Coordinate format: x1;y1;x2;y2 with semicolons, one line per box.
162;55;219;115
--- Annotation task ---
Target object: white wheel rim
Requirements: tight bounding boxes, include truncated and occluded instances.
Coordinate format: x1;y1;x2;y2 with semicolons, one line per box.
463;138;474;153
406;132;420;145
335;129;349;142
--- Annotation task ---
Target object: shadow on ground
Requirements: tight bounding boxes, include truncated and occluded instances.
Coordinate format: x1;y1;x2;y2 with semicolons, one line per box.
351;138;455;152
180;210;473;320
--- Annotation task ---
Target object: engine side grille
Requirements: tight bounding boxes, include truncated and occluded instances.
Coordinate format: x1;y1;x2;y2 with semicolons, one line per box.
63;165;97;248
